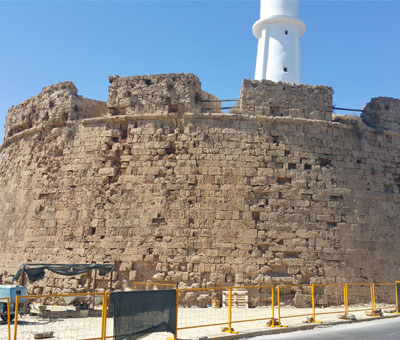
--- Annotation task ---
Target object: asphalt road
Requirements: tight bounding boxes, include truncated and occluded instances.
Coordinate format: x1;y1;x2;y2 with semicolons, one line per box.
252;317;400;340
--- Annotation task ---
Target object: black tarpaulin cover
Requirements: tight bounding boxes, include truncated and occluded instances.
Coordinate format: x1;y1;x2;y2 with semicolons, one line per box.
12;264;114;283
110;290;177;340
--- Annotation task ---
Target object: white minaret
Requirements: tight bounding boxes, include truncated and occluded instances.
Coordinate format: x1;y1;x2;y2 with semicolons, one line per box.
253;0;306;83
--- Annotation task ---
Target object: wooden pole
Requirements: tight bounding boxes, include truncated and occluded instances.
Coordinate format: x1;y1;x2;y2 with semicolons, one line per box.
21;269;26;287
92;269;97;309
93;269;97;291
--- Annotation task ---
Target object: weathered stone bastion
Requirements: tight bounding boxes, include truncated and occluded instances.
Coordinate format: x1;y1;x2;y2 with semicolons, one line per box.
1;73;400;294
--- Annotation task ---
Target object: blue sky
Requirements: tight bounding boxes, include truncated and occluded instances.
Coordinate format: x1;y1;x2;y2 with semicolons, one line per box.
0;0;399;142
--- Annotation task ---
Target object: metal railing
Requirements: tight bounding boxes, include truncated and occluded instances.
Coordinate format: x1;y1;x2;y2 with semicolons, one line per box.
199;100;364;114
176;285;275;335
6;281;400;340
277;284;313;324
314;284;345;320
132;281;177;291
0;297;11;340
200;99;239;111
13;292;109;340
372;283;396;312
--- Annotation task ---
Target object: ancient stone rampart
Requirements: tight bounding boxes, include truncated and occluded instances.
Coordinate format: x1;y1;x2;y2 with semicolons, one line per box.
238;79;333;121
5;82;107;139
107;73;220;116
361;97;400;133
0;73;399;294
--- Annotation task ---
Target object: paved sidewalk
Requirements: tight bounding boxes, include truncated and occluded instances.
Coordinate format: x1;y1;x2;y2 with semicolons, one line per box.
251;317;400;340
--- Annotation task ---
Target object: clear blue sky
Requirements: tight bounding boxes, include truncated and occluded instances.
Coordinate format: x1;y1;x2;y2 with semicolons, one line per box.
0;0;399;142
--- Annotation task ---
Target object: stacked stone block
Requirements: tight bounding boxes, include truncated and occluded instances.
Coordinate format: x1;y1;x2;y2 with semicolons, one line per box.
107;73;220;116
4;82;106;139
362;97;400;132
0;74;399;296
239;79;333;121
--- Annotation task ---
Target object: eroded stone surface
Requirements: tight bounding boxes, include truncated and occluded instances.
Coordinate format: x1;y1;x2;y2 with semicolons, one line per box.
238;79;333;121
361;97;400;132
5;82;106;139
0;73;399;295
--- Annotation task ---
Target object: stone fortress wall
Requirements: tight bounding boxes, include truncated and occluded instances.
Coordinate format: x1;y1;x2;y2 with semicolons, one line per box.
0;73;400;295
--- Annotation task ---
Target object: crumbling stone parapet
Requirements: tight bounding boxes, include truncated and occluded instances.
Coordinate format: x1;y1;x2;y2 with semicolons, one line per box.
239;79;333;121
361;97;400;133
107;73;220;116
4;82;107;140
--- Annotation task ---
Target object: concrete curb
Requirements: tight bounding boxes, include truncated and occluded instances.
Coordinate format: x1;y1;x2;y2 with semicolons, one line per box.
193;313;400;340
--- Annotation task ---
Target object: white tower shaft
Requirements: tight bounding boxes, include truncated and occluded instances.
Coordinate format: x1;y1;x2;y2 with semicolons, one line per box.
253;0;305;83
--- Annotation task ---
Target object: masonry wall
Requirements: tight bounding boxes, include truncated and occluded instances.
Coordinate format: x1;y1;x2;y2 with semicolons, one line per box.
238;79;333;121
361;97;400;133
0;73;399;296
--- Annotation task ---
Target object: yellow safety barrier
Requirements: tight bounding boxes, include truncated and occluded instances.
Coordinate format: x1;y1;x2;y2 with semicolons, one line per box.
277;284;313;325
313;284;346;320
5;281;400;339
176;286;237;333
175;284;275;338
374;283;396;311
132;281;177;291
347;283;378;315
0;297;11;340
230;285;276;328
13;292;109;340
277;282;394;325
